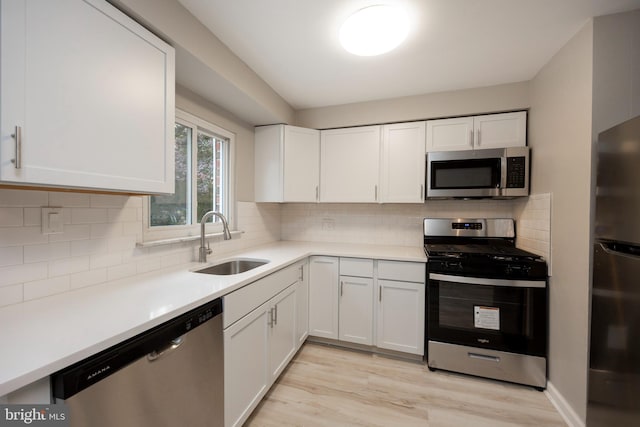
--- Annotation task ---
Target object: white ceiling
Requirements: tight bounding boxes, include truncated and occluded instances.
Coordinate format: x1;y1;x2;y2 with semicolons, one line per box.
177;0;640;110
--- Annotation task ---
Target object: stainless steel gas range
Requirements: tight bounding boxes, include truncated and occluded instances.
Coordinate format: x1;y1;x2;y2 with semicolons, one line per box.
424;218;548;390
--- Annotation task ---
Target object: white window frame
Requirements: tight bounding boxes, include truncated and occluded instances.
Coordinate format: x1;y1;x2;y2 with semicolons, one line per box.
142;109;236;243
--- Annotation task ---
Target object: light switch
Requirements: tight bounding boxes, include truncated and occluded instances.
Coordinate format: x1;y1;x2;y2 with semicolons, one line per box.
42;207;64;234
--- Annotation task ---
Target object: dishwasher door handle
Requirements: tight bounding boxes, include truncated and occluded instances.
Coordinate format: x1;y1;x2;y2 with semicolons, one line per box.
147;336;185;362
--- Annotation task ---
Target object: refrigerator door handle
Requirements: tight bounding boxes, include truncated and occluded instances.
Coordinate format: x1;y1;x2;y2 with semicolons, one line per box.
599;241;640;258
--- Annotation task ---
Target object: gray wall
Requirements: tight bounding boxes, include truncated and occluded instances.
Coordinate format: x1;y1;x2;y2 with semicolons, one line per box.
294;82;530;128
529;22;594;423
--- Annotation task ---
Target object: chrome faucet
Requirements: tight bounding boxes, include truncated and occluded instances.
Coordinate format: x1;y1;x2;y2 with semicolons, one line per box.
199;211;232;263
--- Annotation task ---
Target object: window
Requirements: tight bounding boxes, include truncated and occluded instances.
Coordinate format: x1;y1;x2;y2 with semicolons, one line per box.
143;110;235;242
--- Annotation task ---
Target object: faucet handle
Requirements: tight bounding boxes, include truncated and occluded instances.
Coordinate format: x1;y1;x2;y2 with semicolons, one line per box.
206;242;212;255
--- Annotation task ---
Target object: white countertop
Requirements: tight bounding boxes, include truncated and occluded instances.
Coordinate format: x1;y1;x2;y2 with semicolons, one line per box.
0;241;426;396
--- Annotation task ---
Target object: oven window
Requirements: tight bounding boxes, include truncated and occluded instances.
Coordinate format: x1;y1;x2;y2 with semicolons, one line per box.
431;158;501;189
428;278;547;356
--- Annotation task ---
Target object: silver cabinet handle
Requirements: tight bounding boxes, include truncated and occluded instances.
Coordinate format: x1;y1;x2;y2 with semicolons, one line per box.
274;304;278;325
11;126;22;169
420;184;424;200
470;129;474;147
268;307;274;328
340;281;344;296
379;286;382;302
147;336;185;362
476;129;481;147
315;186;319;201
374;185;378;201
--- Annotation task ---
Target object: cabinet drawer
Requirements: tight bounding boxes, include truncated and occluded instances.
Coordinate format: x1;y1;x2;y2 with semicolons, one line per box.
339;258;373;277
224;262;301;328
377;261;425;283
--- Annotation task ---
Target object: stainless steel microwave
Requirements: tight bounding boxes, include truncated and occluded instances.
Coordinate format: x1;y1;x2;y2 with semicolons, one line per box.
426;147;530;199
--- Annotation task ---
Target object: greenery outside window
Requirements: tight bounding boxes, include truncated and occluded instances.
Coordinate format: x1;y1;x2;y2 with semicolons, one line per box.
143;110;235;243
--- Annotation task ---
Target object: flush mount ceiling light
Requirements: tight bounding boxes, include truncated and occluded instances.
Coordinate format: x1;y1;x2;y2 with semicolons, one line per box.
339;5;409;56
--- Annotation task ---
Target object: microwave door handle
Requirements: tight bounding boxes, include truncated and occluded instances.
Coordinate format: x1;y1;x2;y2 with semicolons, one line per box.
429;273;546;288
500;157;508;191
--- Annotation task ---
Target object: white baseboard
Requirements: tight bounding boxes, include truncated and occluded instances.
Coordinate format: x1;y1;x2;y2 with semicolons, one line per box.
545;381;585;427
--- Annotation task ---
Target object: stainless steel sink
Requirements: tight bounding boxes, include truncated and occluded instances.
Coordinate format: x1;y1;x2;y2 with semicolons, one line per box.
194;259;269;275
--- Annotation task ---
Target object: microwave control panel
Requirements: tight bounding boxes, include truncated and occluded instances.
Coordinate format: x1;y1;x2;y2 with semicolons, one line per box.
506;157;526;188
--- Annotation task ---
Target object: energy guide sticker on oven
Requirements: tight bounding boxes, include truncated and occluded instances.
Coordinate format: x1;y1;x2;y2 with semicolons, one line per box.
474;306;500;330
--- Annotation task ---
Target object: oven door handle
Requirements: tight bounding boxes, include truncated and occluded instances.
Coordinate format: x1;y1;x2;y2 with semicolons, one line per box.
429;273;546;288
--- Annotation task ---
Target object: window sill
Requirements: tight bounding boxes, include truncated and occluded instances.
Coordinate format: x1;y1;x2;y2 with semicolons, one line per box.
137;230;244;248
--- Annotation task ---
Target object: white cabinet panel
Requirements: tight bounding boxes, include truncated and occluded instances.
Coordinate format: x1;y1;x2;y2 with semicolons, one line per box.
0;0;175;193
224;302;269;427
426;112;527;152
296;263;309;348
269;286;297;381
377;260;425;283
254;125;320;202
339;276;374;346
320;126;380;202
474;112;527;149
380;122;426;202
339;257;374;277
376;279;425;355
308;256;339;339
426;117;474;152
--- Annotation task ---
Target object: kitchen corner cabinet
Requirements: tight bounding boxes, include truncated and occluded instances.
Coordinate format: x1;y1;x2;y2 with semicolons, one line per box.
426;111;526;152
223;263;301;427
255;125;320;202
0;0;175;194
380;122;426;203
376;261;425;355
320;126;380;202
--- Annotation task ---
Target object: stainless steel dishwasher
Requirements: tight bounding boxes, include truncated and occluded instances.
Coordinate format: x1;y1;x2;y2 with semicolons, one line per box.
51;298;223;427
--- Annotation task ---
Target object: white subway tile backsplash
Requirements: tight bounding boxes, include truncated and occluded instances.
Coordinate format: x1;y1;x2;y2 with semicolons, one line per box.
23;208;42;226
49;192;90;207
0;208;24;226
49;256;90;277
24;242;71;263
90;253;123;269
70;268;107;290
48;225;91;242
0;247;23;267
24;276;70;301
71;239;109;257
108;208;137;223
107;263;137;282
0;262;48;287
90;223;123;239
71;208;108;224
0;189;48;207
0;227;48;247
0;284;23;307
90;194;129;208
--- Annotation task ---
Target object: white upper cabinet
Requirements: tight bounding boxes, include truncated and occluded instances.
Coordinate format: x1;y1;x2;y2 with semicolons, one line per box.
426;117;474;152
426;111;527;152
473;112;527;149
320;126;380;203
380;122;426;203
0;0;175;194
255;125;320;202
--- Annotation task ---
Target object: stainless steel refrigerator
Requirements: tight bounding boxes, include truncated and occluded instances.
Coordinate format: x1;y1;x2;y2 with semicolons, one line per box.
588;115;640;426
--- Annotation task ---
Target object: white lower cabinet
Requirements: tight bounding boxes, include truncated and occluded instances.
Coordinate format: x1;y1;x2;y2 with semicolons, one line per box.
309;257;425;355
376;261;426;356
223;262;302;427
308;256;339;339
339;275;374;345
224;300;270;427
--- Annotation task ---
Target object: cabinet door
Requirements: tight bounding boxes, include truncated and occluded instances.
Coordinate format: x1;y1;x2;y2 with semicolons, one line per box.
283;126;320;202
296;263;309;348
473;112;527;149
308;256;339;339
224;302;270;427
269;285;297;381
0;0;175;194
254;125;284;202
320;126;380;202
380;122;426;203
426;117;474;152
339;276;374;345
376;279;425;355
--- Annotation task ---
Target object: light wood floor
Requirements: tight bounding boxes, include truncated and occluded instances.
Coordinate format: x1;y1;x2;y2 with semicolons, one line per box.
246;342;566;427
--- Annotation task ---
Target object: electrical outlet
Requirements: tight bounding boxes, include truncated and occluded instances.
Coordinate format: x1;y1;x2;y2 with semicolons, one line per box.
42;207;64;234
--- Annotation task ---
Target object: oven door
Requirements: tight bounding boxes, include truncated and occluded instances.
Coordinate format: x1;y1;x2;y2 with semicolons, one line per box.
427;273;547;357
